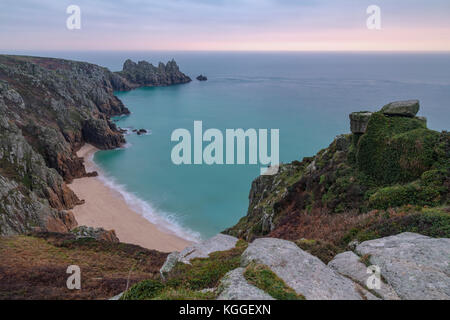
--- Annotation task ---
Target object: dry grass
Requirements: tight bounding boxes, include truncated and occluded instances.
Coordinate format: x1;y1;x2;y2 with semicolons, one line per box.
0;233;168;300
269;208;373;245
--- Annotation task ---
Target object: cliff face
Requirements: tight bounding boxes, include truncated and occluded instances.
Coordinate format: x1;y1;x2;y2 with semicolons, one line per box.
116;59;191;88
0;55;190;236
225;101;449;242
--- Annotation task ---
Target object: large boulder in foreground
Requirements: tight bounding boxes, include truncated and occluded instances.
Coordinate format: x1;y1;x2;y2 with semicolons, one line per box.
328;251;400;300
240;238;366;300
380;100;420;117
217;268;274;300
355;232;450;300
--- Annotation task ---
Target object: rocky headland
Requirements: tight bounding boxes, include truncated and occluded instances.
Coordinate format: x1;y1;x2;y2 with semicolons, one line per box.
0;55;190;236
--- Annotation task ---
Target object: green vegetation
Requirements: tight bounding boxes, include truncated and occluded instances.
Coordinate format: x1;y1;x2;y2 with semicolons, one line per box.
357;113;437;185
121;279;165;300
122;240;248;300
243;263;304;300
227;110;449;242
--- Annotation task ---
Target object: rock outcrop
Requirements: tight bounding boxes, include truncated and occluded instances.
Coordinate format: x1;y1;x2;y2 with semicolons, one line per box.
355;232;450;300
71;226;120;243
117;59;191;88
328;251;400;300
147;232;450;300
381;100;420;117
349;111;372;134
196;75;208;81
241;238;366;300
225;100;449;242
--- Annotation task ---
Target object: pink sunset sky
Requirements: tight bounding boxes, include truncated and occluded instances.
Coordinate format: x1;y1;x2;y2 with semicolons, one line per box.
1;0;449;52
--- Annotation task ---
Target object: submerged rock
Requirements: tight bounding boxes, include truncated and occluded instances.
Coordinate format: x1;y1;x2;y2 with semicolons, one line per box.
217;268;274;300
241;238;364;300
381;100;420;117
355;232;450;300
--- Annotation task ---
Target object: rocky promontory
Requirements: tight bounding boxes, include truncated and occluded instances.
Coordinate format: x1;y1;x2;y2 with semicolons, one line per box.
225;100;449;243
116;59;191;88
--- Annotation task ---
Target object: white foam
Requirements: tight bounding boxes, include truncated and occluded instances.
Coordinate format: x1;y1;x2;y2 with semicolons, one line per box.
86;150;202;243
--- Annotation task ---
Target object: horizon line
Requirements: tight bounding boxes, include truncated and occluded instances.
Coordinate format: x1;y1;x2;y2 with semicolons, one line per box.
2;49;450;54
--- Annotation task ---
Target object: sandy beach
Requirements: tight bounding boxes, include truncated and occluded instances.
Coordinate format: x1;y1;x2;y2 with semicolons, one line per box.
69;144;192;252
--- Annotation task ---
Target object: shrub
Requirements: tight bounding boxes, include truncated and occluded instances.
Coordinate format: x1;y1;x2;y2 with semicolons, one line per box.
356;112;439;185
295;239;340;264
121;279;165;300
244;263;304;300
166;240;248;291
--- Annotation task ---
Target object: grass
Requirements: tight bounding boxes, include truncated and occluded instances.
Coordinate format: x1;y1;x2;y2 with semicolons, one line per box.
122;240;248;300
243;263;305;300
295;239;340;264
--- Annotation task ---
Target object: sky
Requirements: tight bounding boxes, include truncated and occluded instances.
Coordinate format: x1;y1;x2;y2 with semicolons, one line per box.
1;0;449;51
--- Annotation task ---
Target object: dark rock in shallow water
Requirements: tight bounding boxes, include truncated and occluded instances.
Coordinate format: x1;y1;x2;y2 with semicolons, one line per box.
196;74;208;81
137;129;147;135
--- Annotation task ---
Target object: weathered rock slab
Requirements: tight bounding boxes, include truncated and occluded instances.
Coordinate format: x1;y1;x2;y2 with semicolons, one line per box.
328;251;400;300
241;238;363;300
349;112;373;134
356;232;450;300
179;234;239;264
217;268;274;300
380;100;420;117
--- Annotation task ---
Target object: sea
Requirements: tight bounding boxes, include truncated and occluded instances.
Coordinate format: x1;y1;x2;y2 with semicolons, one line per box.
6;51;450;241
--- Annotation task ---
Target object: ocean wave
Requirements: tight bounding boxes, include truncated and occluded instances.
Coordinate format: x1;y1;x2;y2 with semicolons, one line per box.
87;151;202;243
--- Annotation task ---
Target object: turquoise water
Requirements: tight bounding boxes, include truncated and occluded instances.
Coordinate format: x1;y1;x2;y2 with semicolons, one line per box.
12;51;450;240
86;52;450;240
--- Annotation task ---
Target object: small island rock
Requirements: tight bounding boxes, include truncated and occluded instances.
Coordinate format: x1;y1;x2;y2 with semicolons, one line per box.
196;75;208;81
